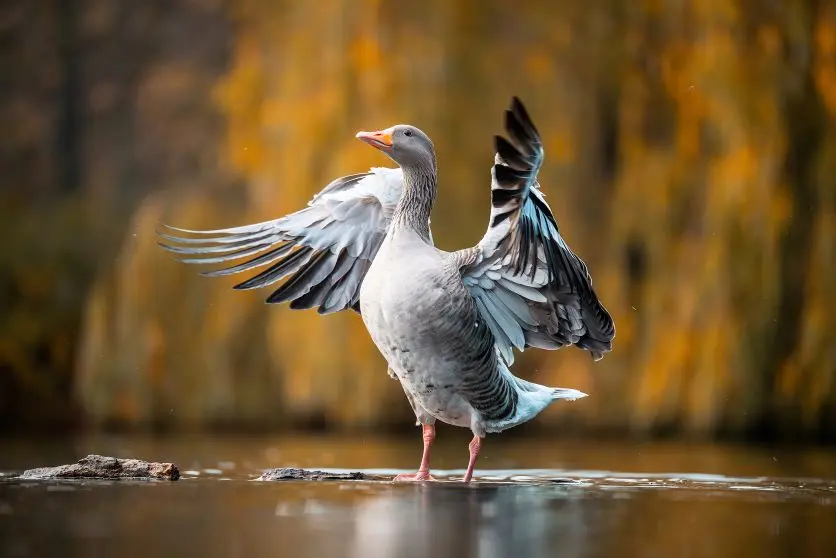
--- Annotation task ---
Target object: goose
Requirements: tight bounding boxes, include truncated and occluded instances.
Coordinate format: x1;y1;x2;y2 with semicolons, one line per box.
159;97;615;483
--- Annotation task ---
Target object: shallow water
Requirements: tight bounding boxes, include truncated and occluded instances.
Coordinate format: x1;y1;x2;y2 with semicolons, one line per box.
1;434;835;558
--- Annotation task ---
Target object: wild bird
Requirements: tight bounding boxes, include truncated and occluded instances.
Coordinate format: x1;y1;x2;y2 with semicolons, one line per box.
158;97;615;483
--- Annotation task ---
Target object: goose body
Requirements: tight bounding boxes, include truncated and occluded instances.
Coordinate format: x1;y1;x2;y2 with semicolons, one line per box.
362;225;575;439
160;98;615;482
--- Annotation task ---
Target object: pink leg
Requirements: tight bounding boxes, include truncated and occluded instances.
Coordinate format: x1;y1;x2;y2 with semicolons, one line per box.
462;435;482;483
393;424;436;482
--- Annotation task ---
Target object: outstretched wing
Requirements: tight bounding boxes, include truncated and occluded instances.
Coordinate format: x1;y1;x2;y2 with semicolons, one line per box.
458;98;615;365
158;167;404;314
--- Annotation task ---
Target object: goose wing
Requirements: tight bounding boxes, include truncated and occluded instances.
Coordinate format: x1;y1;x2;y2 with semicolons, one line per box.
158;167;404;314
457;98;615;365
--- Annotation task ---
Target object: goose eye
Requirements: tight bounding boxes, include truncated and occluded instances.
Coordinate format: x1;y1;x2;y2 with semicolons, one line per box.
403;129;413;137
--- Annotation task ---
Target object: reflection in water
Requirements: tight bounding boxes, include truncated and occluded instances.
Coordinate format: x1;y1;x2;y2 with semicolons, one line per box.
3;475;834;558
351;485;591;558
1;436;835;558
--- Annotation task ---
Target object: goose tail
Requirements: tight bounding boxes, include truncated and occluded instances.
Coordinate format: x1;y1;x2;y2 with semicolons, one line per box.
550;388;588;401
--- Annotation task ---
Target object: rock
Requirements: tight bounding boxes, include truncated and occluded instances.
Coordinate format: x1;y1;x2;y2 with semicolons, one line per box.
258;467;369;481
18;454;180;481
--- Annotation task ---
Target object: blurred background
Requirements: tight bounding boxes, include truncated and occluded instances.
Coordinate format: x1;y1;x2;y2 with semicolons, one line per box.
2;0;835;444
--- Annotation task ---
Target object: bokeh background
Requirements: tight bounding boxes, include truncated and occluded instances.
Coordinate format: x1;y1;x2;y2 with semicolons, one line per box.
2;0;835;443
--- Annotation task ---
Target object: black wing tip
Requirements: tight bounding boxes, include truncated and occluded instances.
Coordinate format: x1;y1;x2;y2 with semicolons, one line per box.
505;96;541;145
494;135;531;171
262;249;331;305
510;97;535;128
510;96;529;120
498;98;542;175
231;245;313;291
493;163;529;185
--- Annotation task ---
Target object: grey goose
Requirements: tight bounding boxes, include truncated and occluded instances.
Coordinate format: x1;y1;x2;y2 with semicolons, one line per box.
159;97;615;483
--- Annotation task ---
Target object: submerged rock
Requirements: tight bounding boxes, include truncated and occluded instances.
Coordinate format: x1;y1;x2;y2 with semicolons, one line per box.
18;454;180;481
258;467;368;481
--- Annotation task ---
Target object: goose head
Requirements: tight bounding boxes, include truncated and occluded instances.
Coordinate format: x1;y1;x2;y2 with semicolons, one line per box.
356;125;435;172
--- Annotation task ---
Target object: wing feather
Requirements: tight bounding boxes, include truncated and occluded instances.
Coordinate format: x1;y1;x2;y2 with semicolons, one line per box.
473;296;514;365
457;97;615;364
158;167;404;314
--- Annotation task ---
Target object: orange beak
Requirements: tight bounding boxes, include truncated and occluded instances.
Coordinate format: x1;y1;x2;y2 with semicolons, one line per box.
355;129;394;153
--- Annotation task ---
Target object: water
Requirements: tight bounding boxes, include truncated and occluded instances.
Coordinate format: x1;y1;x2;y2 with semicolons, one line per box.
1;434;835;558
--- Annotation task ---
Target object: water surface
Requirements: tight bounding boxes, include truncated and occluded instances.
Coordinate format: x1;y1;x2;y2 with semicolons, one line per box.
1;435;834;558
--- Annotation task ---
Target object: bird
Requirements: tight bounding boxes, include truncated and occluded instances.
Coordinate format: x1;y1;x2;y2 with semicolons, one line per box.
158;97;615;483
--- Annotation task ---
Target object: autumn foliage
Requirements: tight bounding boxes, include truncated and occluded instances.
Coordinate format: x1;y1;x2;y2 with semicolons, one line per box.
2;0;834;439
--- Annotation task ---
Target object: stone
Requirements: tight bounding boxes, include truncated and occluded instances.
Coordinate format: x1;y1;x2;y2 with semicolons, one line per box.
18;454;180;481
258;467;369;481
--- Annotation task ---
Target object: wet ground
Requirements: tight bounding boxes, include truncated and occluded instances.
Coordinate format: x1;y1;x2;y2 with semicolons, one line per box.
1;434;835;557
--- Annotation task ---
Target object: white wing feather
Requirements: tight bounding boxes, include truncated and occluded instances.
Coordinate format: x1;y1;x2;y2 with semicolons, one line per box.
159;167;405;314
